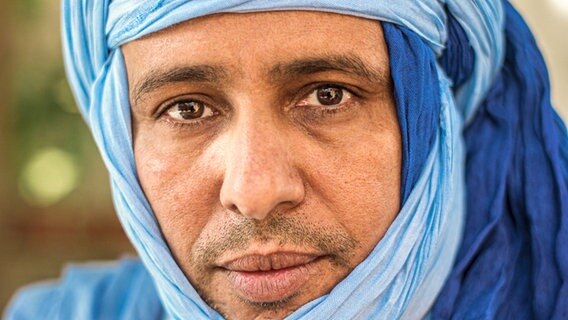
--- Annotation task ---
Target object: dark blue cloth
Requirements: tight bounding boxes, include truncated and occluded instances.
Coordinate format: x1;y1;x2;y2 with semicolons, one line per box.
383;23;440;202
432;2;568;319
439;11;475;92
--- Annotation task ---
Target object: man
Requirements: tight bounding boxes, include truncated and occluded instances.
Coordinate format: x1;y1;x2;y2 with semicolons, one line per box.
124;12;407;319
5;0;567;319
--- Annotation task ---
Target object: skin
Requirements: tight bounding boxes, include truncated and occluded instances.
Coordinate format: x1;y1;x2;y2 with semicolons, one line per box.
123;11;401;320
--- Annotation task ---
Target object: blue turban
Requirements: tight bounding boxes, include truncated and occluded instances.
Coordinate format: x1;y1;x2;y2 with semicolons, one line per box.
6;1;568;319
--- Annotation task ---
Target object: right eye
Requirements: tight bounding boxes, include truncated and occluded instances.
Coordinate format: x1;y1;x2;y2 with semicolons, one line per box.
301;85;352;107
164;100;216;122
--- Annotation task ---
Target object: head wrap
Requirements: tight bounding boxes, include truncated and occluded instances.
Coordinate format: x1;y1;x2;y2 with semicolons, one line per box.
6;1;567;319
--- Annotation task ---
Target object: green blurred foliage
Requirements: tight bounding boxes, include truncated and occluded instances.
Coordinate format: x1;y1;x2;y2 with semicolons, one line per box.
1;1;129;311
13;0;43;18
12;68;86;167
5;0;113;212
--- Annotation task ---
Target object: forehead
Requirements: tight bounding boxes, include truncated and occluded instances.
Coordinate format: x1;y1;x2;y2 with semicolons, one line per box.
122;11;388;78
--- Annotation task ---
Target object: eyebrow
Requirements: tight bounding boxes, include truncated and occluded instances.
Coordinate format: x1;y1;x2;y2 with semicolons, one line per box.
269;54;388;86
131;54;388;105
132;65;228;104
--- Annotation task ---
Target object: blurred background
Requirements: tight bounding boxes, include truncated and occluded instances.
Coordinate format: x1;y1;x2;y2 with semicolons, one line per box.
0;0;567;312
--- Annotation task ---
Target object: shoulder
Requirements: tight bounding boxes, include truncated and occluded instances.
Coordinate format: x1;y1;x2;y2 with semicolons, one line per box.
4;257;163;320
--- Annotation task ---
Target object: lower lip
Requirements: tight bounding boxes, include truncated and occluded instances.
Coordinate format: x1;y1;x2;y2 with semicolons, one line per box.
225;262;316;303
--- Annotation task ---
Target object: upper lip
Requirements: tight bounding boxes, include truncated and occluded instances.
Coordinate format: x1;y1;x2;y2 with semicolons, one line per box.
219;252;320;272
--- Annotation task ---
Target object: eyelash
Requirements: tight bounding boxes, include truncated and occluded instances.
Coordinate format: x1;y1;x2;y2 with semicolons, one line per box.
296;84;357;118
156;83;358;128
157;98;219;129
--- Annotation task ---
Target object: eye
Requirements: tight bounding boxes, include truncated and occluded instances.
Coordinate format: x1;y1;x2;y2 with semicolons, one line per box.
164;100;216;121
301;85;353;107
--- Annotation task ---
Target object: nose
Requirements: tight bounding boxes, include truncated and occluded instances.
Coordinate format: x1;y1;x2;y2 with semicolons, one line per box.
219;115;305;220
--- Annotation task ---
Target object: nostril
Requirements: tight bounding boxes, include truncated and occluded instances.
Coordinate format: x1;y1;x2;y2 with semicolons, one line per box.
228;204;239;214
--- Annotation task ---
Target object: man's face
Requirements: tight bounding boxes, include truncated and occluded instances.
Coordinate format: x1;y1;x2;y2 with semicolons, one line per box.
123;11;401;320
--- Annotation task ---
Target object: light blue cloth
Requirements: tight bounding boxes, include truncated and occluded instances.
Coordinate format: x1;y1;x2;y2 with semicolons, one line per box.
5;258;163;319
6;1;506;319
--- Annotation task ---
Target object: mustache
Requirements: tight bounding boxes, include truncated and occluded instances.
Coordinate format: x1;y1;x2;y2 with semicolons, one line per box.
191;213;360;269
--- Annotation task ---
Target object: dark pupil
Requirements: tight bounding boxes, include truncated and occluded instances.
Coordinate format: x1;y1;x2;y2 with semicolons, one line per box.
317;86;343;105
178;101;204;119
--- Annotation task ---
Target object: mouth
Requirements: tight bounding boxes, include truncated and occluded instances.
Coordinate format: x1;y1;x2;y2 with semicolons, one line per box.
218;252;322;303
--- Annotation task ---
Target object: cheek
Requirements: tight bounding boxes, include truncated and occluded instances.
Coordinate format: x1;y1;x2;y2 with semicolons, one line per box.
133;131;223;260
349;136;401;246
303;111;401;259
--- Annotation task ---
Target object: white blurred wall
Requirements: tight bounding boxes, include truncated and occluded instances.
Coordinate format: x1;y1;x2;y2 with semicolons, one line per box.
511;0;568;121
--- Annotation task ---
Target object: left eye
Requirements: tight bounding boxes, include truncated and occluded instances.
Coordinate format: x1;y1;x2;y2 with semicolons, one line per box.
165;100;215;121
303;85;352;107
